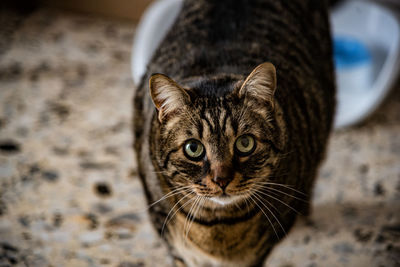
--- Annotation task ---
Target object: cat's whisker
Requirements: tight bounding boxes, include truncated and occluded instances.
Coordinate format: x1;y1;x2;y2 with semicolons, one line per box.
184;195;200;241
264;187;307;204
247;193;279;240
243;195;251;214
185;196;205;243
163;196;196;237
252;192;286;237
162;194;190;235
233;197;242;210
129;186;192;214
170;196;197;238
252;184;308;202
254;186;308;204
251;187;302;215
253;181;307;196
185;196;200;234
161;192;195;236
252;180;290;189
251;190;280;214
147;186;192;210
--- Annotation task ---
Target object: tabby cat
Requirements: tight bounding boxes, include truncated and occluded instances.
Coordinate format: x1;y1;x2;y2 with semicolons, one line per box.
133;0;335;266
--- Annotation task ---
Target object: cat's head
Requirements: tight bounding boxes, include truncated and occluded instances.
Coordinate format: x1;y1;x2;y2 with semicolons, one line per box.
149;62;286;206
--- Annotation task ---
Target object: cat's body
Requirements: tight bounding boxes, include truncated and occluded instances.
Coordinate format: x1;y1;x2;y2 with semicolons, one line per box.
133;0;334;266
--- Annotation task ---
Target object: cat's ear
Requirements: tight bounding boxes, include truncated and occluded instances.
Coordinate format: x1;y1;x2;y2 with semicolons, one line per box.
149;73;190;122
238;62;277;105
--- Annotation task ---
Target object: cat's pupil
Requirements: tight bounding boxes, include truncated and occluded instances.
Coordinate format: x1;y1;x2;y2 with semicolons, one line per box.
189;143;198;152
241;138;250;148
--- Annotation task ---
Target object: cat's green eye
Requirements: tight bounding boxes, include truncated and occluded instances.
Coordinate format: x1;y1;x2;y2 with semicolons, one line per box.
235;135;256;156
183;139;205;161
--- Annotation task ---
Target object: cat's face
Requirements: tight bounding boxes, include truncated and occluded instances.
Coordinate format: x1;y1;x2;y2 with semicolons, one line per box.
150;63;285;206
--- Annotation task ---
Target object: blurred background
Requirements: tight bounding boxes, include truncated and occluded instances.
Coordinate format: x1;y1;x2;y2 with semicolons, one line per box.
0;0;399;266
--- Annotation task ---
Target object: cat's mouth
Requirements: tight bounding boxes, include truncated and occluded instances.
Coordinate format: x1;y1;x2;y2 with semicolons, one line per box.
191;175;249;206
208;194;244;206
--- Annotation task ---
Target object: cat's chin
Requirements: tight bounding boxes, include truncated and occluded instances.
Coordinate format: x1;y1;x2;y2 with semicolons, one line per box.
208;195;244;206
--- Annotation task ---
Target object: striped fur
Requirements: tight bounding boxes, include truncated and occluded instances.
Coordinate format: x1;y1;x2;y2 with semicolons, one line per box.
133;0;335;266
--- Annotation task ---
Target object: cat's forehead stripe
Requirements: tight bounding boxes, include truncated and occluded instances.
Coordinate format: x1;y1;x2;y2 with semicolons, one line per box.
196;120;203;139
200;110;215;135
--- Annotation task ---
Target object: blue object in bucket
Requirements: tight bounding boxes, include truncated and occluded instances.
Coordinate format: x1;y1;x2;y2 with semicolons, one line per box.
334;36;371;69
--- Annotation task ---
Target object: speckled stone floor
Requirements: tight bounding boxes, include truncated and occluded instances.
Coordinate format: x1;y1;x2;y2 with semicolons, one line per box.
0;7;399;267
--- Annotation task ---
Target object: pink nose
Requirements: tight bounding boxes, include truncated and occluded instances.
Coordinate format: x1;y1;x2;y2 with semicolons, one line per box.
212;164;233;190
213;176;232;189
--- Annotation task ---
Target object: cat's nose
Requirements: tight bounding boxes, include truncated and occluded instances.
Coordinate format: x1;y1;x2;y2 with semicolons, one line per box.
213;176;232;190
212;164;233;190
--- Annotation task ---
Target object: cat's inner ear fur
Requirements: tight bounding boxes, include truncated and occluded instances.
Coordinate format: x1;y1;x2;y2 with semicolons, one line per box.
238;62;277;106
149;73;190;122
